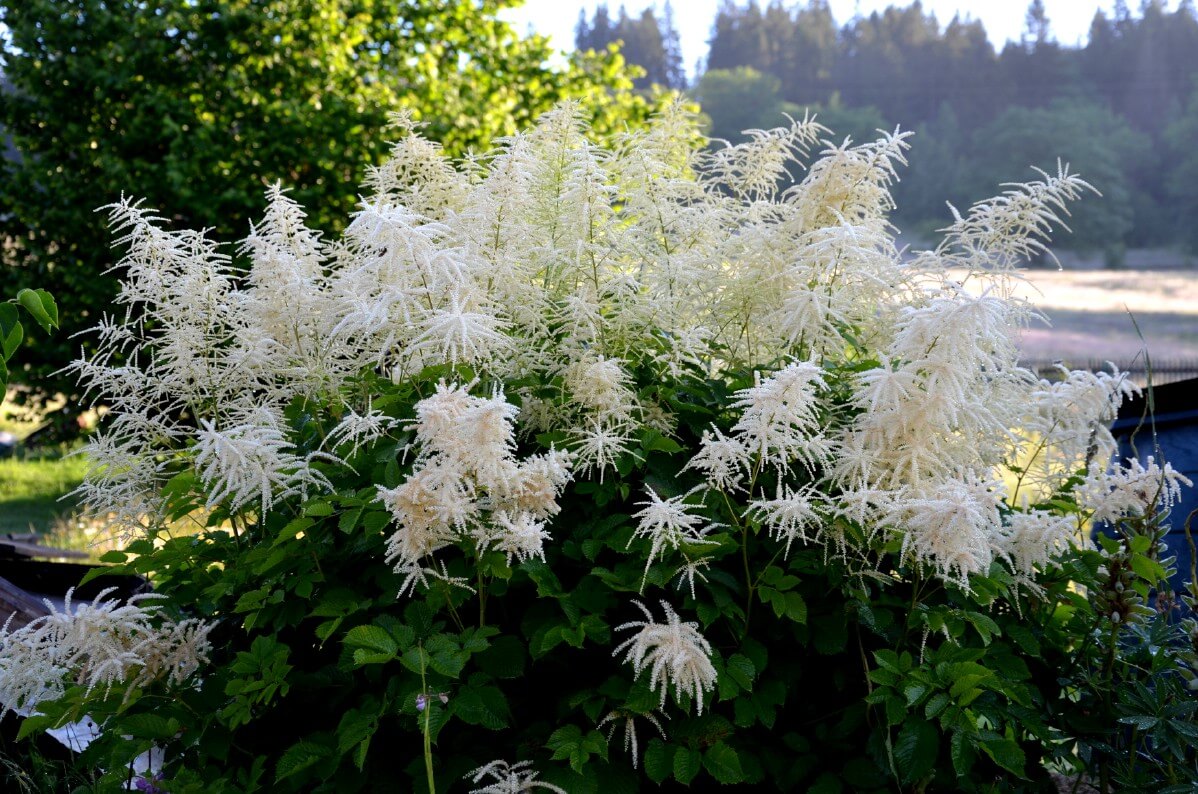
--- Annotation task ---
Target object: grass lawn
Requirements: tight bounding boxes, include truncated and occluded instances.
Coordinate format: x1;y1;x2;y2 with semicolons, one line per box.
0;452;89;535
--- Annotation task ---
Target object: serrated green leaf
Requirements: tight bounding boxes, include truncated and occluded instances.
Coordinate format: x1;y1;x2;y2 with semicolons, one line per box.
644;738;671;784
783;591;807;623
304;501;335;517
950;730;974;777
925;692;950;720
703;742;744;784
1003;623;1040;655
904;683;927;706
275;740;331;783
963;611;999;645
725;653;755;691
979;736;1025;777
674;746;701;785
118;713;178;740
453;685;510;730
342;625;398;662
894;718;938;784
1129;553;1166;584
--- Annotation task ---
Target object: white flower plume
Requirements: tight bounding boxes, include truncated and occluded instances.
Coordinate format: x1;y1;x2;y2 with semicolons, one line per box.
0;588;212;716
613;600;717;715
630;487;720;591
466;760;567;794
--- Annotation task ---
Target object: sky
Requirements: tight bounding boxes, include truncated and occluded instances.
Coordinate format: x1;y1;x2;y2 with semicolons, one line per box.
500;1;1120;78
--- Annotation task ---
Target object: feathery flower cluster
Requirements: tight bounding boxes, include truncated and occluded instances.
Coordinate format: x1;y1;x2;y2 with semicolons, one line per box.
630;486;720;591
76;102;1184;610
613;600;717;715
0;589;212;716
1081;456;1193;525
598;708;668;769
466;760;567;794
377;382;573;595
1019;365;1138;497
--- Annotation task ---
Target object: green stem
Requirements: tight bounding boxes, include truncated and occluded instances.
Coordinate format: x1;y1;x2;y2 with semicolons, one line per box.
741;524;753;634
419;644;436;794
1099;624;1119;793
478;569;487;628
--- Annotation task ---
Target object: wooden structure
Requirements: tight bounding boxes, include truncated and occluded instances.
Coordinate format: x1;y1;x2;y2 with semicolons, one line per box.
0;533;112;629
1111;376;1198;588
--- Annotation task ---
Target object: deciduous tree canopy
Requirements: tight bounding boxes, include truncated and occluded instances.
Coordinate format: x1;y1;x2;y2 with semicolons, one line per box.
0;0;663;404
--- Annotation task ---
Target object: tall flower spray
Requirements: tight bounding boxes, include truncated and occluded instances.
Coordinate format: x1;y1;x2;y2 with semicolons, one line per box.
15;101;1185;789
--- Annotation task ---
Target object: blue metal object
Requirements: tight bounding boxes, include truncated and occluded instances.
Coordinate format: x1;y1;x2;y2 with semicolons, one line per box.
1110;377;1198;589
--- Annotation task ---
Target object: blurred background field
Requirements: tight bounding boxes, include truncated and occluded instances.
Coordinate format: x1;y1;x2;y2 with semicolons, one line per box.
1016;266;1198;368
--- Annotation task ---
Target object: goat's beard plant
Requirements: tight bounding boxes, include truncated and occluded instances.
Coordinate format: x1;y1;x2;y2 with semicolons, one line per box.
7;102;1191;791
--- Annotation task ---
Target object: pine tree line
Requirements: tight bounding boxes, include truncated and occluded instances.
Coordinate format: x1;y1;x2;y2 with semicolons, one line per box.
579;0;1198;259
575;2;687;90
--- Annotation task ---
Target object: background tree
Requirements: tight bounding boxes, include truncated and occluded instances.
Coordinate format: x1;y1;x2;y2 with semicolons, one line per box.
966;99;1148;263
0;0;664;410
694;67;789;142
1166;77;1198;253
697;0;1198;258
575;2;687;90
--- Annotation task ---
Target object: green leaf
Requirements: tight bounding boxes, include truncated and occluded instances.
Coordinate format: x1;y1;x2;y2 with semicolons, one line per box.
1003;624;1040;656
275;740;331;783
703;742;744;784
118;713;179;740
336;708;377;770
1;313;22;360
304;501;335;517
894;718;938;784
1129;553;1166;584
343;625;398;665
925;692;950;720
963;611;999;645
674;746;702;785
903;683;927;706
16;288;57;332
782;591;807;623
644;739;671;784
273;517;314;546
950;730;975;777
16;713;58;741
453;685;510;730
979;736;1025;778
725;653;755;692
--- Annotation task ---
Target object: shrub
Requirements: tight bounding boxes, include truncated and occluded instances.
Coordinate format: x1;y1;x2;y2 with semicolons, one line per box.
1;103;1194;792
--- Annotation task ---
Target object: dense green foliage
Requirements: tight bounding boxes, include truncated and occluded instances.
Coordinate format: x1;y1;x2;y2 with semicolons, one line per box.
0;288;57;394
13;360;1193;793
0;0;663;402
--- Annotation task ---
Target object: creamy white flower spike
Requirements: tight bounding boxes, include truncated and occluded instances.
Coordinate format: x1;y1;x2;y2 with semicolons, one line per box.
75;101;1151;590
379;384;572;596
1081;456;1193;525
613;600;717;715
630;487;721;590
466;760;567;794
0;588;213;715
